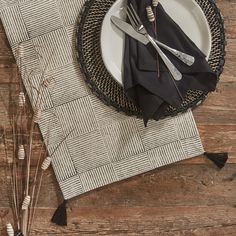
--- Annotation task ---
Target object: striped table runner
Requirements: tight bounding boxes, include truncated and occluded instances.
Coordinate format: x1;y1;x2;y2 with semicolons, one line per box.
0;0;204;201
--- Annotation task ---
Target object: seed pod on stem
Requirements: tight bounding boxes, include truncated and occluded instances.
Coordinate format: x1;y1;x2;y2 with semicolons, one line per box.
6;223;14;236
41;156;52;171
22;195;31;210
33;107;42;123
18;145;25;160
18;92;26;108
42;79;50;88
152;0;159;7
17;43;24;59
146;6;155;22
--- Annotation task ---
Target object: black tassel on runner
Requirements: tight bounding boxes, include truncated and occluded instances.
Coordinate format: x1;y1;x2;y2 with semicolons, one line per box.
51;200;68;226
204;152;228;169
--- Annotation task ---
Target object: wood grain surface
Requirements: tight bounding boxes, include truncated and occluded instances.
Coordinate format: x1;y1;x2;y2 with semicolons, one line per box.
0;0;236;235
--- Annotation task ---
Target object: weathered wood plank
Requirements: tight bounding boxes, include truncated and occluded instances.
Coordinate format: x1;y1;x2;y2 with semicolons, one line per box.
0;66;18;84
0;0;235;235
193;81;236;125
1;206;236;235
0;164;235;208
0;33;14;62
198;125;236;156
217;0;236;40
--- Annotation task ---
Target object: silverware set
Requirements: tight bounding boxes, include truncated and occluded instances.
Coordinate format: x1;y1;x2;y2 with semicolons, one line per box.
111;3;196;81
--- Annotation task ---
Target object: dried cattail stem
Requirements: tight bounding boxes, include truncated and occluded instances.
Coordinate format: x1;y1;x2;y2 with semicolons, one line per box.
149;2;160;78
18;92;26;108
41;156;52;171
17;43;24;58
22;195;31;210
6;223;14;236
18;145;25;160
33;108;42;123
152;0;159;7
146;6;155;22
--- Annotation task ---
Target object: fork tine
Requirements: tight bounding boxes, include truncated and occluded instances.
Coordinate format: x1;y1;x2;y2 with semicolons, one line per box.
125;8;136;28
129;3;142;25
127;5;139;27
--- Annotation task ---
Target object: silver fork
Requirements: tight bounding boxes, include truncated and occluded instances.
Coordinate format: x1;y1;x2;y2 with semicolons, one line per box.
127;4;182;81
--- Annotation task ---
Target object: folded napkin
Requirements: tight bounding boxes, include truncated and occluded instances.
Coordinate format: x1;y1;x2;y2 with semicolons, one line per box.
124;0;218;126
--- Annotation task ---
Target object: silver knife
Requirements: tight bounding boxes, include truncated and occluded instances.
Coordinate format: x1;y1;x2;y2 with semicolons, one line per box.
110;16;194;66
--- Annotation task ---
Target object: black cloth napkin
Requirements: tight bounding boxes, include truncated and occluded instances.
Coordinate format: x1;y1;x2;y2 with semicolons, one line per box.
123;0;217;126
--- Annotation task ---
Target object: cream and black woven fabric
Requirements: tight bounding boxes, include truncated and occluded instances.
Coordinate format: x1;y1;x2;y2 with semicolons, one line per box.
0;0;208;201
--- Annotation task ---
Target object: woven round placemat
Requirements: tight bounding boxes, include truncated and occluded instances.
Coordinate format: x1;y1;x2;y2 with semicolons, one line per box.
77;0;226;118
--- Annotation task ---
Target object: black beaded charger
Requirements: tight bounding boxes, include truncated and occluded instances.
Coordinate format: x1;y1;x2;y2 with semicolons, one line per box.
76;0;226;118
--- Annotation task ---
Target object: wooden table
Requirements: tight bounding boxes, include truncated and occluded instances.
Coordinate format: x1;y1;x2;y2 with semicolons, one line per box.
0;0;235;235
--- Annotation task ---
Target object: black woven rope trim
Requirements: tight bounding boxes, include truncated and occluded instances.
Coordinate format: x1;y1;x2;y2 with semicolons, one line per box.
76;0;226;119
164;0;226;117
199;0;226;79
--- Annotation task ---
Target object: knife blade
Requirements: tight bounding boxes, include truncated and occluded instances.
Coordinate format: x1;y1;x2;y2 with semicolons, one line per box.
110;16;195;66
111;16;149;45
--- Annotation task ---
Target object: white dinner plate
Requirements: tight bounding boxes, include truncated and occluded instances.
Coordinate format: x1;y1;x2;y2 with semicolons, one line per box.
100;0;212;86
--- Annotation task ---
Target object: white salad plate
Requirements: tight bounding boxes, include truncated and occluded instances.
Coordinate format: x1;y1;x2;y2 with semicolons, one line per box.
100;0;212;86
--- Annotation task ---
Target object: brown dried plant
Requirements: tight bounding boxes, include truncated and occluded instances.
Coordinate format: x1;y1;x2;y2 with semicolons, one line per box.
0;43;68;236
